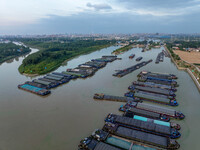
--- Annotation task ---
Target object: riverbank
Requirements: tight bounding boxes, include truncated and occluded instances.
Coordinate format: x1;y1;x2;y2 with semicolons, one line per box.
165;45;200;92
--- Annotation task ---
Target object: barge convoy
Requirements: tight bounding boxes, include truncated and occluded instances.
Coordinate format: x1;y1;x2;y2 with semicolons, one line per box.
80;70;184;150
113;59;152;77
18;55;119;96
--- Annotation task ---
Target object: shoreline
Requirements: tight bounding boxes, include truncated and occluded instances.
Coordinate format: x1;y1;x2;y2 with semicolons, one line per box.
165;46;200;92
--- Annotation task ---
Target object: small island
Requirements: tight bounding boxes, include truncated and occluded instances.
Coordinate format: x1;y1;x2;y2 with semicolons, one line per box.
18;39;115;75
0;42;31;64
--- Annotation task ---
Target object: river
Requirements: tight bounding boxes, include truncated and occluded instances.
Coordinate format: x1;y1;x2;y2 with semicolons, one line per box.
0;45;199;150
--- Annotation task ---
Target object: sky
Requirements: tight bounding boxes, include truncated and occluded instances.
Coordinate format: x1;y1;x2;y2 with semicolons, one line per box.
1;0;200;34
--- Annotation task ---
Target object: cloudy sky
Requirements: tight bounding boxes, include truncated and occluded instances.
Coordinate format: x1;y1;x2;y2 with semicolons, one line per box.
1;0;200;34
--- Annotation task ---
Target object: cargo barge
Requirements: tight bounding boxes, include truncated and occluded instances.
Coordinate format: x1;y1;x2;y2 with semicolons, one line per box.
92;129;157;150
155;52;164;64
121;106;170;122
123;113;180;130
18;84;51;96
103;122;180;149
79;137;121;150
52;72;75;79
129;54;135;59
136;56;143;61
113;60;152;77
33;79;58;88
62;71;86;78
124;91;178;106
25;81;48;89
132;81;177;92
126;90;175;100
138;76;178;87
122;101;185;119
93;93;134;102
138;71;178;80
128;85;176;97
38;78;61;85
105;114;180;138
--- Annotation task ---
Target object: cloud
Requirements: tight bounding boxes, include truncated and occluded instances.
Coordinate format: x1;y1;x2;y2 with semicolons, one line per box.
86;2;112;11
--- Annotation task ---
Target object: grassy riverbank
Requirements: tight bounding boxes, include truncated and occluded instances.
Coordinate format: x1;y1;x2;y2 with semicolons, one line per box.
112;44;133;55
18;39;115;75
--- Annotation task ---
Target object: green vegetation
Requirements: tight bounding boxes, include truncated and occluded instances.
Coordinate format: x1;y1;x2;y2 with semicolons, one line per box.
112;44;133;55
0;42;31;64
18;39;115;75
166;44;181;60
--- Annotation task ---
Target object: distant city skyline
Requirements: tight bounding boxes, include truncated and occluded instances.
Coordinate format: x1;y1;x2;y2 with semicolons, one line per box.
1;0;200;35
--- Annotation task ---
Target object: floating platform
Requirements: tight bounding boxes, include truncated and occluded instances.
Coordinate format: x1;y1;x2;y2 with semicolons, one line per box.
105;114;180;139
103;123;180;149
18;84;51;96
93;93;134;102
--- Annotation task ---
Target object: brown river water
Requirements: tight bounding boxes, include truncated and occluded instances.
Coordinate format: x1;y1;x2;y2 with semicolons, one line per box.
0;45;199;150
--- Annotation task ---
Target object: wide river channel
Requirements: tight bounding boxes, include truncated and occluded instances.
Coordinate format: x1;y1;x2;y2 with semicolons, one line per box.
0;45;199;150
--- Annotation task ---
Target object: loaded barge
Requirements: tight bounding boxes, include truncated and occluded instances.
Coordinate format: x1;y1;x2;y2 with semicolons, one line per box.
121;101;185;119
93;93;134;102
121;106;170;122
125;91;178;106
79;136;121;150
126;90;175;100
18;84;51;96
103;122;180;149
123;113;181;130
136;56;143;61
129;54;135;59
138;76;178;87
105;114;180;139
92;129;157;150
132;81;177;92
128;85;176;96
138;71;178;80
113;59;153;77
33;79;58;88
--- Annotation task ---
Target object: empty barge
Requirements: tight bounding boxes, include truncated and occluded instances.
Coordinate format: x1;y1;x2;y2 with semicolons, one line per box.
18;84;51;96
93;93;134;102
